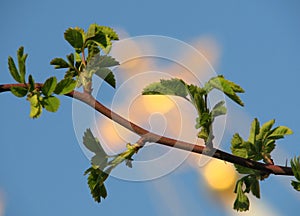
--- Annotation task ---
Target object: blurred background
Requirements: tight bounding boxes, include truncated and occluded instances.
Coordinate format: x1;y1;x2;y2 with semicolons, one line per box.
1;0;300;215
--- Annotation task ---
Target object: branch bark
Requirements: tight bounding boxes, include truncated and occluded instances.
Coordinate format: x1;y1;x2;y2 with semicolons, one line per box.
0;83;293;176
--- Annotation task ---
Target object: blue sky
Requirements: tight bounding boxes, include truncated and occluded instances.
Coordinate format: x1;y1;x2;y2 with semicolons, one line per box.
1;0;300;215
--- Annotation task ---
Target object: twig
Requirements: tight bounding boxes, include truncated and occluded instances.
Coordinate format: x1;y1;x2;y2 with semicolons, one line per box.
0;83;293;176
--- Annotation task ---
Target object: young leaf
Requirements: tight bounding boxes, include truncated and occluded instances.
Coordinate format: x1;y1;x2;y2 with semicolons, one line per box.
50;58;70;69
8;56;21;83
83;129;107;158
42;77;57;96
256;119;275;141
267;126;293;140
233;180;250;212
97;26;119;40
54;78;77;95
85;24;107;49
248;118;260;144
28;74;35;92
142;78;188;98
85;167;109;203
64;27;84;50
231;133;248;158
10;86;28;97
211;101;227;118
206;75;244;106
29;103;42;118
90;55;119;68
94;68;116;88
17;46;28;83
42;96;60;112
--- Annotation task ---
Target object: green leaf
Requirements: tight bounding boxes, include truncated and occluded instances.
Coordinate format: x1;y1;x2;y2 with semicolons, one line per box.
54;78;77;95
267;126;293;140
42;96;60;112
90;55;119;68
97;26;119;40
291;181;300;191
28;94;39;107
28;74;35;92
291;157;300;181
17;46;27;83
231;133;248;158
233;180;250;212
10;86;28;97
248;118;260;144
250;179;260;198
206;75;244;106
66;53;75;66
85;24;108;49
85;167;109;202
211;101;227;118
83;129;107;157
256;119;275;141
142;78;188;98
8;56;21;83
94;68;116;88
42;77;57;96
64;27;84;50
29;103;42;118
50;58;70;69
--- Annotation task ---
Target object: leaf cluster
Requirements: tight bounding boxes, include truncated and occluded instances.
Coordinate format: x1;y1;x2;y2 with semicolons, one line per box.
231;118;292;211
142;76;244;146
50;24;119;92
8;47;77;118
83;129;140;202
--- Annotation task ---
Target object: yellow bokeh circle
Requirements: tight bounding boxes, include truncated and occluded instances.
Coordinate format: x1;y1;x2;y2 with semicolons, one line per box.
203;159;237;191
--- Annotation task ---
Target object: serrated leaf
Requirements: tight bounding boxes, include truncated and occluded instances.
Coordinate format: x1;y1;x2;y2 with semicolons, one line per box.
50;58;69;69
28;74;35;92
142;78;188;98
206;75;244;106
267;126;293;140
64;27;84;49
94;55;119;68
248;118;260;144
97;26;119;40
54;78;76;95
85;167;109;203
231;133;248;158
10;86;28;97
83;129;107;158
233;180;250;212
17;46;27;83
42;77;57;96
256;119;275;140
42;96;60;112
245;176;260;198
8;56;21;83
85;24;107;49
94;68;116;88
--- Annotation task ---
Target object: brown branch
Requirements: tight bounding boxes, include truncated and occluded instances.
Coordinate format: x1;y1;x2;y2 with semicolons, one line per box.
0;83;294;176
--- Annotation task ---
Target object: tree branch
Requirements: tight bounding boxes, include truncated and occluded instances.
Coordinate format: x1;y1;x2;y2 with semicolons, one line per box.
0;83;293;176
